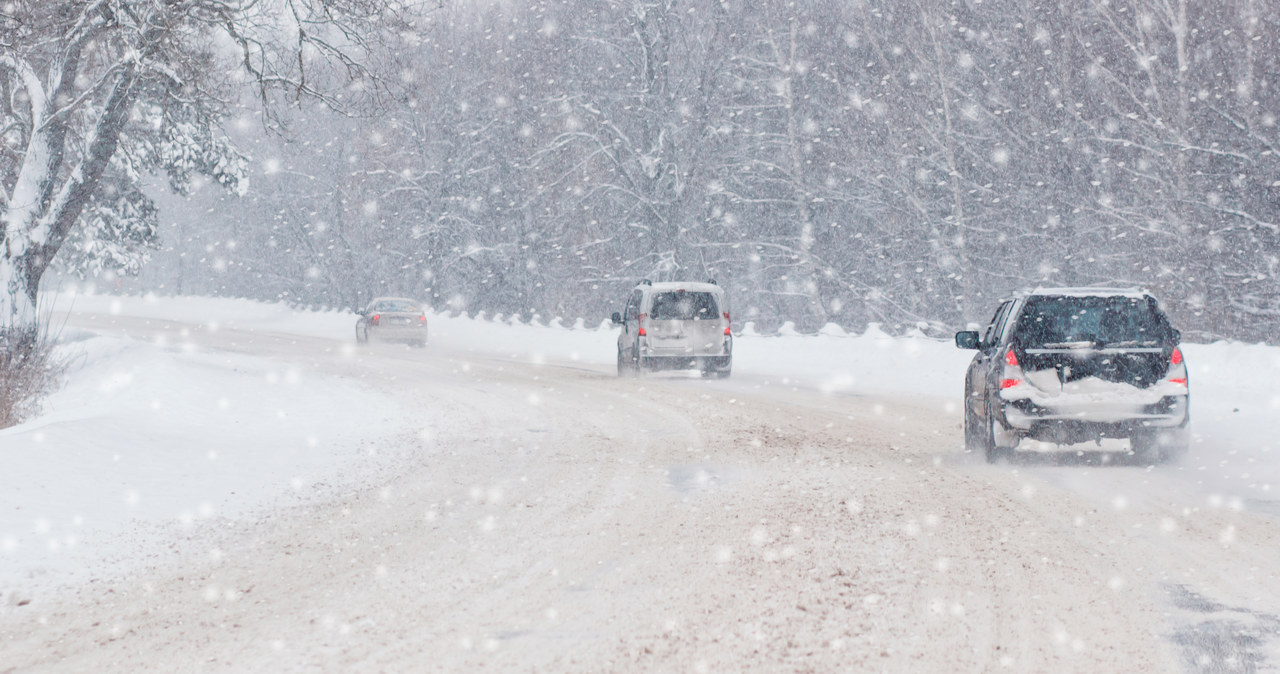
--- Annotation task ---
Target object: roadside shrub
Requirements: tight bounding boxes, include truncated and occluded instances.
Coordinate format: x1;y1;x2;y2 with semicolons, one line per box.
0;326;64;429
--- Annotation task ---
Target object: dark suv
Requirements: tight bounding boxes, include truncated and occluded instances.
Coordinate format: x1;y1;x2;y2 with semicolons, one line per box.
955;288;1189;463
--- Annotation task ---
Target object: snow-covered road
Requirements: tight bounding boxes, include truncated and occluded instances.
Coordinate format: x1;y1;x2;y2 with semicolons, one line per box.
2;297;1278;672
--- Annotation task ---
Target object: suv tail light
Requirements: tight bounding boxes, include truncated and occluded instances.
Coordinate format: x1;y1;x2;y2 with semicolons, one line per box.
1001;346;1023;390
1168;347;1187;386
723;311;731;336
371;314;380;326
419;315;427;324
637;313;647;337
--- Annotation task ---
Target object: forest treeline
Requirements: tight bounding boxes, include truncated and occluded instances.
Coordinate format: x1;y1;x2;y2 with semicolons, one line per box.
126;0;1280;341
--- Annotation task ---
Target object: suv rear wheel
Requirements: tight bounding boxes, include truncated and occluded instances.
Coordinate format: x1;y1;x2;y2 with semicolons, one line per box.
984;398;1017;463
1132;429;1189;464
964;396;983;453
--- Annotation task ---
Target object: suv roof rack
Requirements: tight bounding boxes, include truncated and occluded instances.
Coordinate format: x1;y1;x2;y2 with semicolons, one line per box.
639;279;652;286
1028;286;1149;298
707;279;717;285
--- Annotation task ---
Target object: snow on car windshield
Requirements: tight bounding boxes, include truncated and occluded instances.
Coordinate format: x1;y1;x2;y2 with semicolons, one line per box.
649;292;719;320
1014;296;1171;348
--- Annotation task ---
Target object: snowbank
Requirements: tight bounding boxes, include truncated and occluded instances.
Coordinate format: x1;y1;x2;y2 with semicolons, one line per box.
1;307;410;593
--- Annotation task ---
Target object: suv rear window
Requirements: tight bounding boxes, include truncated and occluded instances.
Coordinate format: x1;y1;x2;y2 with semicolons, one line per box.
649;292;720;320
1014;296;1171;348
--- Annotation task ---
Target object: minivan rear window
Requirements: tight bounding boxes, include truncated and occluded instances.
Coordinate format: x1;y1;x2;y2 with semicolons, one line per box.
649;292;720;320
1014;296;1171;348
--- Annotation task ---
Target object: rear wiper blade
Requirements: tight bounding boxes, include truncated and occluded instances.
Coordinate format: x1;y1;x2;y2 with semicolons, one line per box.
1040;341;1096;349
1099;339;1159;348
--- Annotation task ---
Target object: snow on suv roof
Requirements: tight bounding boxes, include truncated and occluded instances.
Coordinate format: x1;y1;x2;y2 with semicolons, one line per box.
641;281;723;293
1026;286;1150;299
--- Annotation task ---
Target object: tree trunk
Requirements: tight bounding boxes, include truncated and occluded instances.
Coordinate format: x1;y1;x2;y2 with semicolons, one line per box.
0;256;38;330
1;61;135;332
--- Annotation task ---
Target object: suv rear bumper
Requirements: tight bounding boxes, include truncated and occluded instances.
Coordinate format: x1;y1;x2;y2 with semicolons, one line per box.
999;395;1188;444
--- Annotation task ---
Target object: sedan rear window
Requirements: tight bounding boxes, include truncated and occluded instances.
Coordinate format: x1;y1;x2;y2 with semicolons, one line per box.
1014;296;1171;348
649;292;720;320
373;300;420;313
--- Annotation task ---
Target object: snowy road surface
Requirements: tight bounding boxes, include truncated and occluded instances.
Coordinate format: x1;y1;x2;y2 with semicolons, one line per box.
2;298;1279;672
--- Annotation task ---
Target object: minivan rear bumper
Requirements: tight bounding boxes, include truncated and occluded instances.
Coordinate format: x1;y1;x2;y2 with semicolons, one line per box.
641;355;732;372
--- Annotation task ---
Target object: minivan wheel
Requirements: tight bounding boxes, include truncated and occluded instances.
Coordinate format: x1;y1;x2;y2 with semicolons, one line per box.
700;360;731;379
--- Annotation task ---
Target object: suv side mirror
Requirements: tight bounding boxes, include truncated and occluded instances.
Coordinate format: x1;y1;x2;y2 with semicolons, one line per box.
955;330;980;350
611;312;623;325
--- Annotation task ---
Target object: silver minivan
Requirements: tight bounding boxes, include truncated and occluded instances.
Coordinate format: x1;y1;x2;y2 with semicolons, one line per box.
611;280;732;378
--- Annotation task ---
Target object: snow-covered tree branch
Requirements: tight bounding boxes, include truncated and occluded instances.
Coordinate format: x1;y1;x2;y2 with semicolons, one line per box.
0;0;388;332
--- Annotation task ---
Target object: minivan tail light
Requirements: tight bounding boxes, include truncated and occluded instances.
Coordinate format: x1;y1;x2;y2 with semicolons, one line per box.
637;313;647;337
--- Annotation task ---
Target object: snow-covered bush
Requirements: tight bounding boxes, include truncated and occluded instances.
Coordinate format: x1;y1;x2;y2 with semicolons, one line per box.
0;327;64;429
